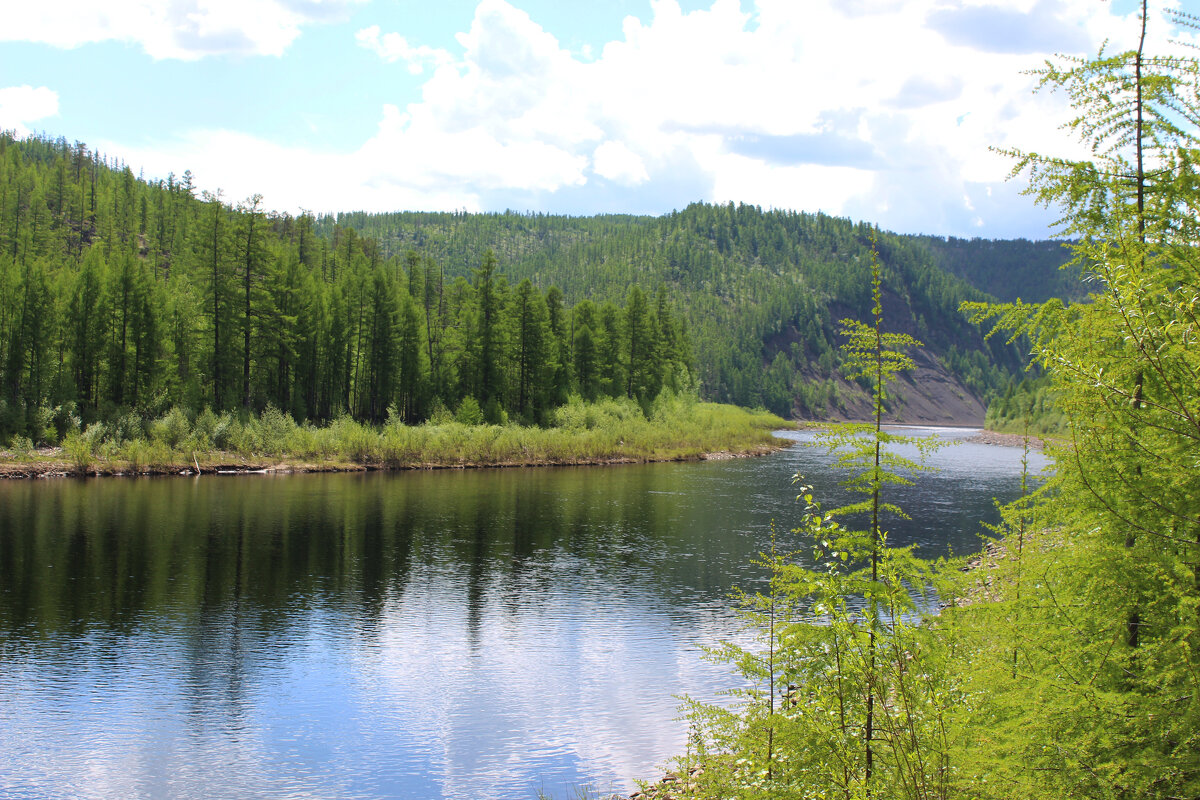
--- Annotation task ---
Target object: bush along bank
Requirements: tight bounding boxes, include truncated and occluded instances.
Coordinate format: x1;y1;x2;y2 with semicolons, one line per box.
0;393;790;478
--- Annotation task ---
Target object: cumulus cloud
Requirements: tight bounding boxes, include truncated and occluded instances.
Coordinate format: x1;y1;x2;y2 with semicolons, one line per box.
2;0;365;60
927;0;1090;54
0;86;59;137
592;141;650;185
332;0;1114;232
101;0;1200;237
355;25;454;74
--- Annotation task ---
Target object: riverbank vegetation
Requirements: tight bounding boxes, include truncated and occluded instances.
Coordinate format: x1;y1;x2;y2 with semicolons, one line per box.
665;5;1200;799
0;393;787;477
982;374;1066;435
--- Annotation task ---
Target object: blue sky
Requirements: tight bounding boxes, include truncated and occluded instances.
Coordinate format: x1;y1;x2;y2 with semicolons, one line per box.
1;0;1196;238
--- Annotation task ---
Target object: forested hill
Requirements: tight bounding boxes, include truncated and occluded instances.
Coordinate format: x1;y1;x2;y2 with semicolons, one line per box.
0;132;1067;433
322;205;1052;420
914;235;1080;304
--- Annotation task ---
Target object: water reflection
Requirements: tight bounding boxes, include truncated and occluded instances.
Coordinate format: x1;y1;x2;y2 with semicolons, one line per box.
0;428;1047;799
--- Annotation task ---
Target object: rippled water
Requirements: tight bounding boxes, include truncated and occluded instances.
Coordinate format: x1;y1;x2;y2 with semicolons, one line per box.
0;427;1047;799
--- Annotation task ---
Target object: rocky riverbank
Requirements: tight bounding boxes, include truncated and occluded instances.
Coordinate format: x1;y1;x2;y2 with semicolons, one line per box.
965;429;1048;449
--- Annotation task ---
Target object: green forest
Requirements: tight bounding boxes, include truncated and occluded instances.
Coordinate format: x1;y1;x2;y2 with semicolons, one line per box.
0;134;705;445
317;204;1062;416
0;125;1086;448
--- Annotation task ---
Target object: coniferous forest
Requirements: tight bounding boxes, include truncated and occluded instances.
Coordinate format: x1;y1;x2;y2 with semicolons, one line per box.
0;128;1077;447
0;132;700;444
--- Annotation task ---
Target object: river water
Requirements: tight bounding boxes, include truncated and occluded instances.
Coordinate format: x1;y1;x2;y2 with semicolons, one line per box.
0;427;1046;799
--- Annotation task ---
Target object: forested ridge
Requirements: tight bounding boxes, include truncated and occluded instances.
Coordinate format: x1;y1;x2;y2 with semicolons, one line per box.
0;131;695;443
322;204;1049;416
0;128;1071;445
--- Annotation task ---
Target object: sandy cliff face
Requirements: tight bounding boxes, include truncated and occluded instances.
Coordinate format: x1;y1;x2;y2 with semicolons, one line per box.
797;348;987;426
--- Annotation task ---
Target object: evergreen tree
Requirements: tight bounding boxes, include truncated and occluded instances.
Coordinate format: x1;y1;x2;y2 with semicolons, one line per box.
359;268;396;423
196;190;234;410
597;301;625;399
959;5;1200;796
683;238;948;800
544;285;571;407
236;193;267;409
472;249;506;412
67;248;106;407
396;287;426;423
509;278;551;419
624;284;655;400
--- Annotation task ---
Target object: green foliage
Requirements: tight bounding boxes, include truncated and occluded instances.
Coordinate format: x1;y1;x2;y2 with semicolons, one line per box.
953;8;1200;797
916;235;1081;304
61;430;92;473
7;434;34;460
983;375;1066;434
455;395;484;426
683;237;952;800
317;203;1043;416
0;127;1065;431
2;395;783;474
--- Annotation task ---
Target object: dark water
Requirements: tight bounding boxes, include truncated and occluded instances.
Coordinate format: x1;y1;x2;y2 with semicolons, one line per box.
0;427;1046;800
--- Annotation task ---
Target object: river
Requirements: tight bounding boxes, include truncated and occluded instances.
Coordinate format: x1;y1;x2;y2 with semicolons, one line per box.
0;427;1046;800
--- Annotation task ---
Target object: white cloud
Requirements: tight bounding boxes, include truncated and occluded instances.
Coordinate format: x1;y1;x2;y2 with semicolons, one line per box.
355;25;454;74
100;0;1200;236
0;86;59;137
337;0;1123;232
102;126;480;214
2;0;365;60
712;157;875;216
593;141;649;186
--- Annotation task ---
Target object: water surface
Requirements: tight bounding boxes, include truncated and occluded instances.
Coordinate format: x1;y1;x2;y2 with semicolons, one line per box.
0;427;1046;799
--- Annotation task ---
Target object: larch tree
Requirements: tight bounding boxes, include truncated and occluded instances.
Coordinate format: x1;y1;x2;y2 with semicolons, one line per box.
961;3;1200;796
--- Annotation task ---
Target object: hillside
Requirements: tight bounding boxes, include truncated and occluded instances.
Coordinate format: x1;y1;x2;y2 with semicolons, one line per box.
323;206;1055;421
0;132;1078;436
915;235;1081;304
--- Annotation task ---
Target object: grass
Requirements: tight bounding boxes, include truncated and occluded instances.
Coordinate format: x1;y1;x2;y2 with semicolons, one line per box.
0;393;791;477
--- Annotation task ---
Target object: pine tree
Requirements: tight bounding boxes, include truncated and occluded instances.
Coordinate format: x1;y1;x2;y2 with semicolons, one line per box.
683;237;948;800
544;285;571;407
236;193;267;409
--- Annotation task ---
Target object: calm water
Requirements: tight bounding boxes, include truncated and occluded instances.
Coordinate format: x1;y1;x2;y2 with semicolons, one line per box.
0;427;1046;800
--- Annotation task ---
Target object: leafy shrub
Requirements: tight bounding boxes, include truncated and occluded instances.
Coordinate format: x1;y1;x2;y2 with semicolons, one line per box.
455;396;484;426
210;412;236;450
62;431;92;473
81;422;106;451
150;407;192;449
427;398;454;425
329;415;376;462
108;412;146;445
30;405;59;446
8;435;34;461
255;405;298;456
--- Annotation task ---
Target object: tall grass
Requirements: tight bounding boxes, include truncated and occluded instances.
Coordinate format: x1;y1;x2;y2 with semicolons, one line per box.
5;393;789;475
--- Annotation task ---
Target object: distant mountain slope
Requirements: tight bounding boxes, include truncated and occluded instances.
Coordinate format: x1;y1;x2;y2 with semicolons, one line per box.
914;235;1082;304
325;204;1072;422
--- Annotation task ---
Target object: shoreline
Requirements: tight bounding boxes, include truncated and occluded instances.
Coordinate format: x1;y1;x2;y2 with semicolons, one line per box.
795;419;1049;450
964;429;1049;449
0;440;791;480
0;419;1049;481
